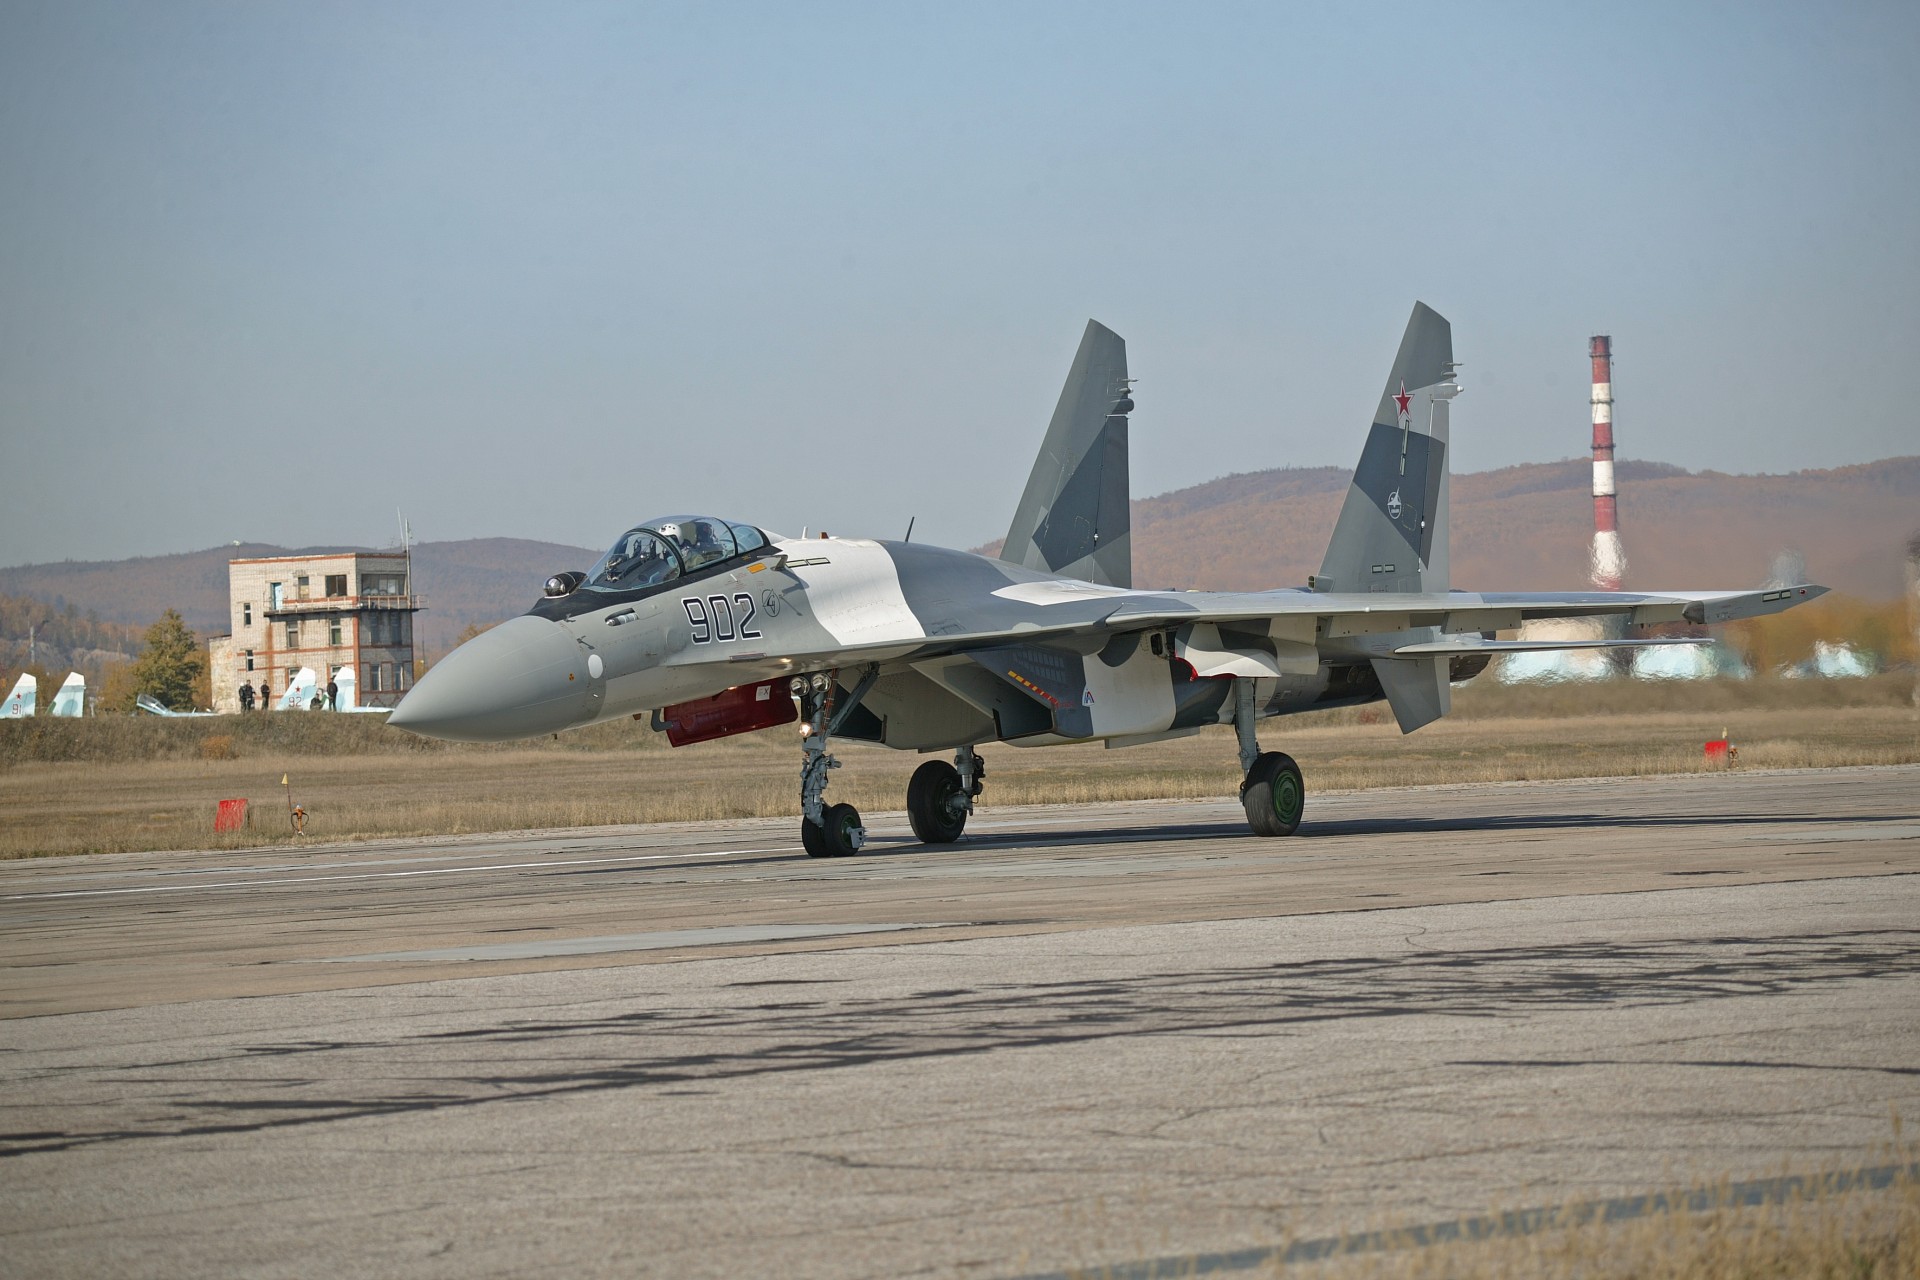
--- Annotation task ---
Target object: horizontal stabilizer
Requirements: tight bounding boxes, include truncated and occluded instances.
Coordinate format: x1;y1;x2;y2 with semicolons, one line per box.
1370;655;1450;734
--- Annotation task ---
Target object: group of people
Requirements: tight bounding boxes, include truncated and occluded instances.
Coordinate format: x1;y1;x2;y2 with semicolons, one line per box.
236;675;341;712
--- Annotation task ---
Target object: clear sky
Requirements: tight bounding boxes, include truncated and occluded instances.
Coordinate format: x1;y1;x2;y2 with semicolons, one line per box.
2;1;1915;566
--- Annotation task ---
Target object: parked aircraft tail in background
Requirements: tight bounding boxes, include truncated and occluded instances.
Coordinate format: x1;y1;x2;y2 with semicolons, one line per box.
3;673;36;718
49;672;84;717
278;667;319;711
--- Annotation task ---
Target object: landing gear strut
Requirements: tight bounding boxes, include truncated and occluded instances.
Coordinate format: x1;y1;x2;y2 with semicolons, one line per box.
1235;678;1303;837
794;667;880;858
907;746;984;844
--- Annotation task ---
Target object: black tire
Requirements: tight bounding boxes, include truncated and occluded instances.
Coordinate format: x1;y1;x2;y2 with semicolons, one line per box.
801;816;830;858
906;760;969;844
821;802;863;857
1242;751;1304;837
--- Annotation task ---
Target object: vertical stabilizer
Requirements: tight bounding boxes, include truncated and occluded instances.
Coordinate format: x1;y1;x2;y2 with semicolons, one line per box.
2;673;35;718
279;667;318;711
334;665;358;711
1002;320;1134;587
50;672;84;717
1316;302;1459;595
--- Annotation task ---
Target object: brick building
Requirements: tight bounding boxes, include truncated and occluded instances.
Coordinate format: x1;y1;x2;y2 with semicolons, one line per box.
208;552;422;712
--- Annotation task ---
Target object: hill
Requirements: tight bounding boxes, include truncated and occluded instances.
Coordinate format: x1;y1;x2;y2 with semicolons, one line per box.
989;457;1920;599
3;456;1915;663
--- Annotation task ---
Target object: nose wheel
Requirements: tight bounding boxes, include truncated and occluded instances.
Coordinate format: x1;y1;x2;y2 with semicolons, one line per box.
793;669;876;858
802;801;864;859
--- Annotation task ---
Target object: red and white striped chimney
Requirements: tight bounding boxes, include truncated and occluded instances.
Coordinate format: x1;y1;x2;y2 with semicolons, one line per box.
1588;335;1626;590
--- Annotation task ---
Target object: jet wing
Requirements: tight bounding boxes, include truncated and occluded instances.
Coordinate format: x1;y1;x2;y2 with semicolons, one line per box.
1096;584;1827;640
684;584;1822;688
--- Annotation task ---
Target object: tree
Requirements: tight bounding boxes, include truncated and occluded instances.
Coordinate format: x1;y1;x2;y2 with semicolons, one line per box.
127;610;208;711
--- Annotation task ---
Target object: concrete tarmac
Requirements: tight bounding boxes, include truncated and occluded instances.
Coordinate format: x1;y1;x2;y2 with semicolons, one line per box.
1;765;1916;1277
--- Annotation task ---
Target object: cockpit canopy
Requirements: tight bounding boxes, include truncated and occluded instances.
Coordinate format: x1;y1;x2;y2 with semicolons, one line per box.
583;516;770;592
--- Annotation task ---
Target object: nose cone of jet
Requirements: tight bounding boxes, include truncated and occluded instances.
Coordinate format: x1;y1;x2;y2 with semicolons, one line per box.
388;615;588;742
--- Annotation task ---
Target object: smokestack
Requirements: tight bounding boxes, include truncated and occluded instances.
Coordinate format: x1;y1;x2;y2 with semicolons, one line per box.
1907;531;1920;708
1589;335;1625;590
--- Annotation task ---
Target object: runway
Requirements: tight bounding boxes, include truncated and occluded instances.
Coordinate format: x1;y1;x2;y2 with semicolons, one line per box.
2;765;1917;1277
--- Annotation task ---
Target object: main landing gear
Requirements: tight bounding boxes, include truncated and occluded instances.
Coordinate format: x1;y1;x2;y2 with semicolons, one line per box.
1235;679;1303;837
907;746;984;844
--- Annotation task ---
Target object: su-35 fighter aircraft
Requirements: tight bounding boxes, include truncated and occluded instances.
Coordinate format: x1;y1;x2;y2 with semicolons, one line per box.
389;303;1823;855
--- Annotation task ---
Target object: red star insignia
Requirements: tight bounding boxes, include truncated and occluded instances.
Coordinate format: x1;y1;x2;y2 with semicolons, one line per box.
1393;382;1412;418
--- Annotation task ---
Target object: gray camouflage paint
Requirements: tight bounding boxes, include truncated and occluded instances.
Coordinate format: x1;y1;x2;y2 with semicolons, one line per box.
1001;320;1132;588
389;303;1824;747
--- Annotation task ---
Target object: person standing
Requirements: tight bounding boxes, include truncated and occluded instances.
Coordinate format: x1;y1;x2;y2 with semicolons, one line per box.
238;680;255;712
326;675;339;711
258;677;272;711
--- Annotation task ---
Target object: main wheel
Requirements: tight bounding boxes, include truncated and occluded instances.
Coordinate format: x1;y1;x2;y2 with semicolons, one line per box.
906;760;969;844
1242;751;1304;837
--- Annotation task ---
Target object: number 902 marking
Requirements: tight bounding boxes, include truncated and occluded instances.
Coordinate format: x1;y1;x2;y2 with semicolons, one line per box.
684;593;762;644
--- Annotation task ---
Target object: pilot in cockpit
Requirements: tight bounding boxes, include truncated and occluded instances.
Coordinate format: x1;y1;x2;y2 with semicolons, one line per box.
604;530;674;587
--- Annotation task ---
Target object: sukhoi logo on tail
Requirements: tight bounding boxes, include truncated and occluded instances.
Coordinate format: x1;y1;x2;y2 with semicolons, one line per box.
1386;489;1404;521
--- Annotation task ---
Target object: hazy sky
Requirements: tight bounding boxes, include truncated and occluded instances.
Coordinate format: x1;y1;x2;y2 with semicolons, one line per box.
2;1;1915;567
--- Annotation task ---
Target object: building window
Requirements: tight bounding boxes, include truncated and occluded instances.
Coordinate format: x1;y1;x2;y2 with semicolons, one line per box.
396;664;409;691
242;603;252;626
366;663;383;693
366;574;404;596
325;574;347;598
286;620;300;648
329;618;343;646
245;649;255;672
296;574;311;600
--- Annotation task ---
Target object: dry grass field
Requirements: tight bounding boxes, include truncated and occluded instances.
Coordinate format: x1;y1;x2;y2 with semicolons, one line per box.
1292;1156;1920;1280
3;676;1914;859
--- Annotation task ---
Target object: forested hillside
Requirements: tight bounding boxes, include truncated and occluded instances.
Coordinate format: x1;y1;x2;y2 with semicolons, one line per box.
4;457;1915;672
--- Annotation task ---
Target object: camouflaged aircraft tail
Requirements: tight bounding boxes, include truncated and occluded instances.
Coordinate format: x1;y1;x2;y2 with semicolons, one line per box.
1001;320;1133;588
1315;302;1458;598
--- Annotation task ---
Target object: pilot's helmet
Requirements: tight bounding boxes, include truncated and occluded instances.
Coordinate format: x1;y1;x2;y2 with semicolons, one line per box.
656;522;683;543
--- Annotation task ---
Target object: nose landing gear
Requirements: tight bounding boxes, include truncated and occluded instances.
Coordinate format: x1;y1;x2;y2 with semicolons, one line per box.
794;667;879;858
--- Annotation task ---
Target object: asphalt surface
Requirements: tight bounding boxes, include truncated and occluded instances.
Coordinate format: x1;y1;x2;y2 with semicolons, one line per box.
1;765;1916;1277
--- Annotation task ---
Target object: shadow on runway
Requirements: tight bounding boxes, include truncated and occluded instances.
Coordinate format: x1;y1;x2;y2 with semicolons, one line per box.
12;925;1917;1158
857;807;1920;860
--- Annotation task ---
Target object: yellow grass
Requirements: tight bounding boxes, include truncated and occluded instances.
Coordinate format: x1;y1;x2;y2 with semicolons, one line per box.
3;677;1915;858
1277;1157;1920;1279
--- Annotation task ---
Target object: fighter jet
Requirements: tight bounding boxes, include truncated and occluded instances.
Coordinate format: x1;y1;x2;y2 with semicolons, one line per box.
389;303;1823;855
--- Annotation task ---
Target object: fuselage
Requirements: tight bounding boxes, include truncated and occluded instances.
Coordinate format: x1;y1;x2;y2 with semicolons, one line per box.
389;534;1401;745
